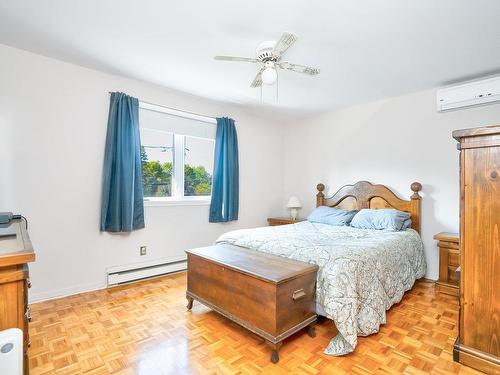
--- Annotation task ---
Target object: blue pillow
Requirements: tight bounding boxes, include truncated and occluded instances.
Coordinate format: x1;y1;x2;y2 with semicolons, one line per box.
307;206;358;226
350;209;412;231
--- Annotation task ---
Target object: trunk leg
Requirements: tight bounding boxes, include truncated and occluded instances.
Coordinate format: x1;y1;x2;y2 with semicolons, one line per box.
266;341;282;364
306;323;316;338
186;296;194;310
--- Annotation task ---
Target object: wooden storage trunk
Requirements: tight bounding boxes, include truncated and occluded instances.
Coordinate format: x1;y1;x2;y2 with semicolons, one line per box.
185;244;318;363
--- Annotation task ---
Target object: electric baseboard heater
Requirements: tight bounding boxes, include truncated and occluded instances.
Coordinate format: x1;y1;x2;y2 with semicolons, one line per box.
107;257;187;286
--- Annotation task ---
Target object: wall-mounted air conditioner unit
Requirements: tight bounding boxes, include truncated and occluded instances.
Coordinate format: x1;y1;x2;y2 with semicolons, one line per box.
437;75;500;112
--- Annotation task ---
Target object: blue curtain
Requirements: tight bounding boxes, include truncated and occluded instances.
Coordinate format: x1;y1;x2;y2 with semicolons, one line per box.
100;92;145;232
209;117;239;222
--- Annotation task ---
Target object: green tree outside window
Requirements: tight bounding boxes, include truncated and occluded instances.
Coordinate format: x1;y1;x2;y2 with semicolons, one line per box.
141;146;212;197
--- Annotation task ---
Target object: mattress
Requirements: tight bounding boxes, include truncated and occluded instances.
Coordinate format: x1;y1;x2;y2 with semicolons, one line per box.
216;221;426;356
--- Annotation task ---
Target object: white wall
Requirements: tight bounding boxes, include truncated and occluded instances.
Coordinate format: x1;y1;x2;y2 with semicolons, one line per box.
0;44;284;301
282;90;500;280
3;42;500;299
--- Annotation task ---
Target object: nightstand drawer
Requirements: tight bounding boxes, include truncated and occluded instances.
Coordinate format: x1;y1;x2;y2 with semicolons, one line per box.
449;250;459;267
448;266;459;284
267;217;304;226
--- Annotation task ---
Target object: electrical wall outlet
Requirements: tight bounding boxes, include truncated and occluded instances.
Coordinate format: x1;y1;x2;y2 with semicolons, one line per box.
140;246;147;256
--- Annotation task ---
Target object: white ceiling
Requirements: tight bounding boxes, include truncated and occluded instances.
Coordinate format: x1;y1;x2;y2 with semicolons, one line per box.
1;0;499;118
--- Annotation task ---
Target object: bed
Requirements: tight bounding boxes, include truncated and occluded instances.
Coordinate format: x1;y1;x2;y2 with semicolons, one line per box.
216;181;427;356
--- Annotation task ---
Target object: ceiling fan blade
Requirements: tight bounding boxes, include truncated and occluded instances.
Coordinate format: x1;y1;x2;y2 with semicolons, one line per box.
273;32;297;56
214;56;259;63
278;61;320;75
250;68;264;88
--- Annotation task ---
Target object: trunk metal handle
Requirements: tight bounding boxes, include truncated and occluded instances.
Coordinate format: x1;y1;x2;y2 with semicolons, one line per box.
292;289;306;301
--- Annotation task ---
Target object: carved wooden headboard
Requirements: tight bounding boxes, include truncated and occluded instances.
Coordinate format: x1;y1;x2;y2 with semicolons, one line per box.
316;181;422;233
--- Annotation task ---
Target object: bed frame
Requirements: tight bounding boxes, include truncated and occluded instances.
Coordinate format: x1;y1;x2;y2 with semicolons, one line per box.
316;181;422;233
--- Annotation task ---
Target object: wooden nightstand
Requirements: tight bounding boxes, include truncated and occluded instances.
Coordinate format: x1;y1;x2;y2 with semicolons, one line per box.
433;232;459;296
267;217;304;226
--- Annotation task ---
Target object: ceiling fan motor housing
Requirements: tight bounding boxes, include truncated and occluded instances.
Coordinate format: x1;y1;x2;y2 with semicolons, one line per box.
256;40;278;62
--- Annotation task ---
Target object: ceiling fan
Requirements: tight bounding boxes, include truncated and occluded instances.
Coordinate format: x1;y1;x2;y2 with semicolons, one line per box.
214;32;320;88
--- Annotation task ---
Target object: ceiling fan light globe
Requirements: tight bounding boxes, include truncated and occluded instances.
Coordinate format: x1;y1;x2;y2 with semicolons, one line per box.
261;67;277;85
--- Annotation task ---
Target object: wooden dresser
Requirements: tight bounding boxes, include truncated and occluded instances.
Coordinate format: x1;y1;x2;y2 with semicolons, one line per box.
433;232;459;296
452;125;500;374
0;219;35;375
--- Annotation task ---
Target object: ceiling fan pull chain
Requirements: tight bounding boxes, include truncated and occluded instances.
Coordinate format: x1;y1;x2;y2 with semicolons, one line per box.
276;71;279;104
260;84;263;104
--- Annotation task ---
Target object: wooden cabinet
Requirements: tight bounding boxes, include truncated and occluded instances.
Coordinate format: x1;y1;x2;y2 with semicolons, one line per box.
434;232;459;296
0;219;35;375
267;217;304;226
452;125;500;374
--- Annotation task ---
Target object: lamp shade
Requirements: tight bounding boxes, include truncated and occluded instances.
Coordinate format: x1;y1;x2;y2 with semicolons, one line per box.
287;196;302;208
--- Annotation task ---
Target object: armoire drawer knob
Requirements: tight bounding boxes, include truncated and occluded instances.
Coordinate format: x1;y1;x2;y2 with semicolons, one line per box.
25;307;32;322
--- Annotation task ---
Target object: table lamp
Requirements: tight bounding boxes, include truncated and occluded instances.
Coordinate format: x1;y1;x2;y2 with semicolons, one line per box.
287;196;302;220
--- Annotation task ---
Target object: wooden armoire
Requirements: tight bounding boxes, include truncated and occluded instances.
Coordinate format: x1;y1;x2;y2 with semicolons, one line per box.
453;125;500;374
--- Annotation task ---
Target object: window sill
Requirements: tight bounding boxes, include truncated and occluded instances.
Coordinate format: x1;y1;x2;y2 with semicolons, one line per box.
144;198;211;207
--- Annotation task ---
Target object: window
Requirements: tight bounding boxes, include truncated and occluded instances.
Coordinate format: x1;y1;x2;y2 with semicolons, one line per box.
184;136;214;196
140;129;174;197
139;102;216;204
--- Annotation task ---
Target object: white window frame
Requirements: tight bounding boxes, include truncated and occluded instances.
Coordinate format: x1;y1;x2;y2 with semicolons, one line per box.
139;102;216;207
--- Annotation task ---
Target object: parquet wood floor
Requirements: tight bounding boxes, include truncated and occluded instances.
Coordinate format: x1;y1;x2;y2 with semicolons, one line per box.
29;273;483;375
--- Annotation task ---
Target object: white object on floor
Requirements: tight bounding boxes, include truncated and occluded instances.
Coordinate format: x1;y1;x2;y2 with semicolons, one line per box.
0;328;23;375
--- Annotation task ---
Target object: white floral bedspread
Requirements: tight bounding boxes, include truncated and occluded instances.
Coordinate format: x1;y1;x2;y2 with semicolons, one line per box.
215;221;426;356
